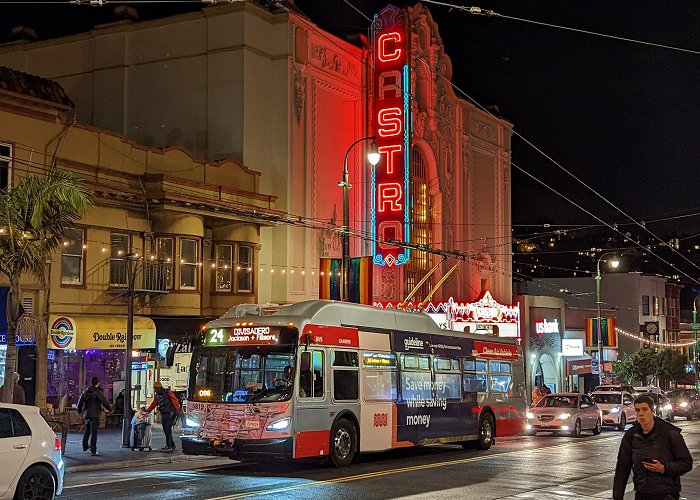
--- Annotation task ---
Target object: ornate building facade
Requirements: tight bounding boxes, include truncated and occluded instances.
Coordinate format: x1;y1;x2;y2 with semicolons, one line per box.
0;1;513;306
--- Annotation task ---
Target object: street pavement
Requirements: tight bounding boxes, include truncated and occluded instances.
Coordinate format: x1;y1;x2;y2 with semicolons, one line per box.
59;420;700;499
63;422;225;472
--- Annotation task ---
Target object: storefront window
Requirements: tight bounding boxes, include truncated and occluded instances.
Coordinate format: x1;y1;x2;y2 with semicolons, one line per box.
61;227;84;285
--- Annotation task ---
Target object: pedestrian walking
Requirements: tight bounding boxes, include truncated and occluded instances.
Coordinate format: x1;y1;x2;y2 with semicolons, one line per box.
146;381;181;451
77;377;112;456
613;394;693;500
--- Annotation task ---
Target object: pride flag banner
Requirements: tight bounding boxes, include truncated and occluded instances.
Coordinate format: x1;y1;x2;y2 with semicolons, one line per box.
319;257;373;304
586;317;617;347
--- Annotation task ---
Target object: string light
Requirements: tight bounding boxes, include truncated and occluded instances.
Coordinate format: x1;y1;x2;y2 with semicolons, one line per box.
615;327;695;348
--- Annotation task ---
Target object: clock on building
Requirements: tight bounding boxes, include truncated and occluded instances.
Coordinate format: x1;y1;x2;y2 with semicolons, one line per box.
644;322;659;335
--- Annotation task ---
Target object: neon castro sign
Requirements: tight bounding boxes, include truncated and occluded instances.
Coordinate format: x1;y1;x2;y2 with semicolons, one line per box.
371;5;410;267
205;326;279;346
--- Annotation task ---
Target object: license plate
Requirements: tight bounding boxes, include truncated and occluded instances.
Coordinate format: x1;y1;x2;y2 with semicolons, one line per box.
243;420;259;429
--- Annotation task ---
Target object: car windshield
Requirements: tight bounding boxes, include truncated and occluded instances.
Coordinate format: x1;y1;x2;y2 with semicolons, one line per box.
592;393;622;404
536;395;578;408
189;345;296;403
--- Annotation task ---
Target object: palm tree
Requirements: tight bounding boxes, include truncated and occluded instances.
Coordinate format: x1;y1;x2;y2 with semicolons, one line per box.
0;171;91;403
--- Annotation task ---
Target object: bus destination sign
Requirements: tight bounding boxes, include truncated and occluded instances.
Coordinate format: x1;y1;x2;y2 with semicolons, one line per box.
205;326;279;346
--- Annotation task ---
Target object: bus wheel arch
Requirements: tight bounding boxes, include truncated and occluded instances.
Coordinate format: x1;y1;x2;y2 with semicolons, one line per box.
329;411;359;467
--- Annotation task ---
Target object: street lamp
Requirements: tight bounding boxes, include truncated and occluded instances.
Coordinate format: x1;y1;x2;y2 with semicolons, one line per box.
693;296;700;390
339;136;380;302
121;253;140;448
595;251;620;385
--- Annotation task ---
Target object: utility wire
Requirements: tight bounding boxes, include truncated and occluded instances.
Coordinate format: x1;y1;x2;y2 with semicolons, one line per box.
422;0;700;55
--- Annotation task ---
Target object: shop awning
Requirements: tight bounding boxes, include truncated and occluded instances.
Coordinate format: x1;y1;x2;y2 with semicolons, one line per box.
48;315;156;350
566;354;593;375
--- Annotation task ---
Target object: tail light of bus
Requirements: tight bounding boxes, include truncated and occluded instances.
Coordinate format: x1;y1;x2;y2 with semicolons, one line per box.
54;437;62;452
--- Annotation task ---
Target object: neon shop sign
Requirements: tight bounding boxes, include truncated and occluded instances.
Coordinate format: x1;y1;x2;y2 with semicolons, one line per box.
371;5;410;267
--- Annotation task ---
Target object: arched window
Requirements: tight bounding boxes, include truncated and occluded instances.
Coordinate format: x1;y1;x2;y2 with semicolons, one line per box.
404;147;434;302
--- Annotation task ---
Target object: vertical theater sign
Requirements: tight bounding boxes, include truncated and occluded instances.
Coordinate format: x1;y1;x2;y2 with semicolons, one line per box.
371;5;411;267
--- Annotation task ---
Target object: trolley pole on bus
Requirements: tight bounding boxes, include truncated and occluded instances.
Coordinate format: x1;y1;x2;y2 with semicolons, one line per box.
122;253;139;448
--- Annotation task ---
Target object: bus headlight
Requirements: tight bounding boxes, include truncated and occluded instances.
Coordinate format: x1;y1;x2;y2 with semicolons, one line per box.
557;413;571;420
185;417;201;428
266;417;291;431
526;412;535;419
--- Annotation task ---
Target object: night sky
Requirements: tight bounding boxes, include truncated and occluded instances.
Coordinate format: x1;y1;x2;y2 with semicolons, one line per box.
0;0;698;233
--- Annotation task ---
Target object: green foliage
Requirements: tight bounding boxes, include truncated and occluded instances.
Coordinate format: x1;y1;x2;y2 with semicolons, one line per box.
612;347;689;386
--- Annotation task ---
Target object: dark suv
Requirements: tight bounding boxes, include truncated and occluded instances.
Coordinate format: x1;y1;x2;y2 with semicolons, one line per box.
666;389;700;421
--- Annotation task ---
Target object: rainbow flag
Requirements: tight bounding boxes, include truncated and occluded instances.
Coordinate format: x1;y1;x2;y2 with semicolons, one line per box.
586;317;617;347
319;257;373;304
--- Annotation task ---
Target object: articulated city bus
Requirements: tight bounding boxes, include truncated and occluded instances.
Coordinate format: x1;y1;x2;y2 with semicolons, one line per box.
181;300;526;466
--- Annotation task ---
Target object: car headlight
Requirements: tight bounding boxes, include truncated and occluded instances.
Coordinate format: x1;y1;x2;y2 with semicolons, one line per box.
557;413;571;420
610;406;620;413
664;404;672;410
185;416;200;428
266;417;291;431
680;402;689;408
526;412;535;419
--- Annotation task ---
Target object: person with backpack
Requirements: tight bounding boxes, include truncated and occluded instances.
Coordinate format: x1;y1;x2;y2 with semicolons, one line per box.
146;381;181;451
77;377;112;456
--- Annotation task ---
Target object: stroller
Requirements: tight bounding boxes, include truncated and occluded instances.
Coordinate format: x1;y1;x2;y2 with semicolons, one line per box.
130;407;152;451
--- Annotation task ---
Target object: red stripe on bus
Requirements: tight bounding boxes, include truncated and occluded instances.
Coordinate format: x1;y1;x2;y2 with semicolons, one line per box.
294;430;330;458
301;324;360;347
496;417;525;437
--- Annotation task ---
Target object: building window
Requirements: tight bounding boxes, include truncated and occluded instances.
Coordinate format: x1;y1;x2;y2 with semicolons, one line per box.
215;244;233;292
404;147;433;302
642;295;650;315
653;296;659;316
155;237;174;289
237;245;253;293
61;227;84;285
109;233;130;287
0;143;11;189
180;238;198;289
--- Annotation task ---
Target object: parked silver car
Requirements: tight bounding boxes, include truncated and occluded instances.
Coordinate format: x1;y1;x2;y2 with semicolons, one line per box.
526;393;602;437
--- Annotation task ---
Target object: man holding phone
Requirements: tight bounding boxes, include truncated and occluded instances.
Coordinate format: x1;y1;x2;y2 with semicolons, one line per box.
613;394;693;499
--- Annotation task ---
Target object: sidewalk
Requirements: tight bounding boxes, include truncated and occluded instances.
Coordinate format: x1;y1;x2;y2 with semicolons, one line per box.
63;423;224;472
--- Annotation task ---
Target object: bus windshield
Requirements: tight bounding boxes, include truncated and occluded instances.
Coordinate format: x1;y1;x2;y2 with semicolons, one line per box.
189;346;295;403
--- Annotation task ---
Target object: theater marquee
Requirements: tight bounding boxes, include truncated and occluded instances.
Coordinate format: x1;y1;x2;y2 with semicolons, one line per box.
371;4;410;267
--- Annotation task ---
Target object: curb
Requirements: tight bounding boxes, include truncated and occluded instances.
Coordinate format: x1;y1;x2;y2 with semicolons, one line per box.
66;453;226;473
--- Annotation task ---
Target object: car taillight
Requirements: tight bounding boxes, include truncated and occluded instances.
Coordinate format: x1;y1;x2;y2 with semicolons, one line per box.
54;437;61;452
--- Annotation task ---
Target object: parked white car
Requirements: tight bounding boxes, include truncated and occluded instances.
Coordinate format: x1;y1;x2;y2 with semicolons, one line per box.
0;403;64;499
592;391;637;430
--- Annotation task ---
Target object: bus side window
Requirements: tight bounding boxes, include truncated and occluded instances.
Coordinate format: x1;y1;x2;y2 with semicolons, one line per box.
299;351;312;398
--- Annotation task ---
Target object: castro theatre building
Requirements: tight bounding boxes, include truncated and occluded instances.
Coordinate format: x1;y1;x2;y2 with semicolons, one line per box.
0;2;514;308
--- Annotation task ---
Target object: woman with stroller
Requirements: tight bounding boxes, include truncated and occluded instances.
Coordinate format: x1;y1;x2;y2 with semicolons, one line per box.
146;381;181;451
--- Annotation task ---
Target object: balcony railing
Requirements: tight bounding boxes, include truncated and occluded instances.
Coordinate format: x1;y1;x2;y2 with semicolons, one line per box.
108;259;170;294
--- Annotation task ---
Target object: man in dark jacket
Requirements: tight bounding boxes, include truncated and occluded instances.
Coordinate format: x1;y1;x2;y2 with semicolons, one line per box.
613;394;692;500
77;377;112;456
147;381;181;451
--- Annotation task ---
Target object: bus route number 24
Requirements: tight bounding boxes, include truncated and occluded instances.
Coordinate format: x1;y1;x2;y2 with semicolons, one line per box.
373;412;388;427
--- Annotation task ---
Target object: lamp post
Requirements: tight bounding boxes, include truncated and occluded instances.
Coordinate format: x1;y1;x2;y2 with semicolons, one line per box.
694;296;699;390
339;136;380;302
595;251;620;385
121;253;140;448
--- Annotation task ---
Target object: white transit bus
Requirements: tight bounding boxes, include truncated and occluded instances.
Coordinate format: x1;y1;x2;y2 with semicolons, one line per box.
181;300;527;466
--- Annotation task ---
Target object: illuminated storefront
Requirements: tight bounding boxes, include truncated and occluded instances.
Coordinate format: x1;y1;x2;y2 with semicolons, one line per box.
47;315;156;408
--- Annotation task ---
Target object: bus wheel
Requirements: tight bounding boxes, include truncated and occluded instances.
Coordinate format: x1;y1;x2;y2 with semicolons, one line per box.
476;414;494;450
330;419;356;467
